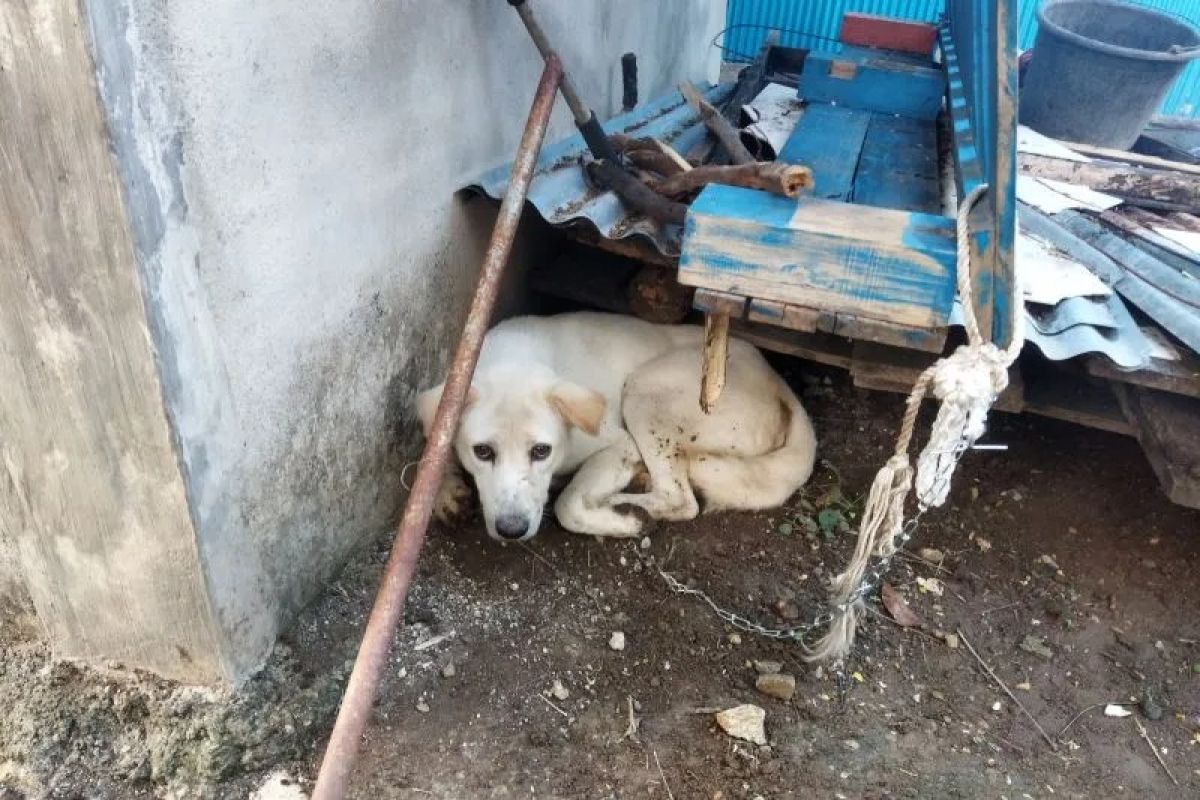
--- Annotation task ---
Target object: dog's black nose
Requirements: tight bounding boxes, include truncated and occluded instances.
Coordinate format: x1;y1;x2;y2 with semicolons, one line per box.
495;515;529;540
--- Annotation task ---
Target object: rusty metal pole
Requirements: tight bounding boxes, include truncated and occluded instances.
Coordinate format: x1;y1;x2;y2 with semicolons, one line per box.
311;55;562;800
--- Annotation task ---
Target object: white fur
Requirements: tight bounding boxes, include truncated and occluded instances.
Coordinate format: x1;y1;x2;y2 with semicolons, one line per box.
417;311;816;541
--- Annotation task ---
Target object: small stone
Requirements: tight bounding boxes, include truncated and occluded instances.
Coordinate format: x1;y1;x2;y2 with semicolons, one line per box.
991;701;1002;712
551;680;570;701
943;633;960;649
441;662;456;678
774;600;800;620
1020;634;1053;660
755;673;796;701
970;486;980;501
1140;691;1164;721
416;700;430;713
754;660;783;675
715;704;767;745
1015;681;1032;691
608;631;626;651
640;536;651;550
918;547;945;563
843;739;860;751
727;633;742;645
975;536;992;552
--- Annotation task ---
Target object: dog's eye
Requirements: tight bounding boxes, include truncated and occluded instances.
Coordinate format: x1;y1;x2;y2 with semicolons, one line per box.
472;444;495;462
530;443;552;462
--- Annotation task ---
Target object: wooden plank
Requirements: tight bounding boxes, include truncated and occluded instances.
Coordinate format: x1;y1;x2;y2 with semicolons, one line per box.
1062;140;1200;177
731;321;855;370
0;0;224;681
1022;372;1133;436
678;185;958;329
693;288;747;318
1086;339;1200;399
799;52;944;120
853;114;942;213
849;342;1024;412
1019;153;1200;213
1114;386;1200;509
840;13;938;56
777;104;872;202
746;298;820;332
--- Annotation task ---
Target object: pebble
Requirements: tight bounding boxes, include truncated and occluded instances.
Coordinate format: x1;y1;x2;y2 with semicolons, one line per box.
753;660;783;675
640;537;651;550
551;679;570;701
441;662;456;678
608;631;626;651
728;633;743;645
1140;690;1164;721
918;547;945;563
715;704;768;746
843;739;860;752
416;700;430;713
756;673;796;700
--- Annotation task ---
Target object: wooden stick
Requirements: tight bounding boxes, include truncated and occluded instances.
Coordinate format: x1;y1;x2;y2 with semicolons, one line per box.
1061;139;1200;177
610;134;692;176
656;162;813;199
679;81;755;166
700;312;730;413
957;628;1058;751
584;160;688;225
653;750;675;800
1134;716;1179;786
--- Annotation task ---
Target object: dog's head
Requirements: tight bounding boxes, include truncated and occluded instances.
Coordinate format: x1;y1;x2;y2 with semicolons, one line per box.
416;365;605;542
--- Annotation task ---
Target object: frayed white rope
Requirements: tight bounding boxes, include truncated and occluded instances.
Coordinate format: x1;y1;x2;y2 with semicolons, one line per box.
804;183;1025;664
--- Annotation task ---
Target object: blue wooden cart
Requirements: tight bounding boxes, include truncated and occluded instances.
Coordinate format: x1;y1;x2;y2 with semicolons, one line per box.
680;1;1018;367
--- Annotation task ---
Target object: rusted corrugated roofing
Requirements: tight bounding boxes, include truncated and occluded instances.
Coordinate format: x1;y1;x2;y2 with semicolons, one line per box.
467;83;735;259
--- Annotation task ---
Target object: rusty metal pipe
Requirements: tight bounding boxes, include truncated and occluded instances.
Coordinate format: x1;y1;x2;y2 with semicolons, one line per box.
311;54;562;800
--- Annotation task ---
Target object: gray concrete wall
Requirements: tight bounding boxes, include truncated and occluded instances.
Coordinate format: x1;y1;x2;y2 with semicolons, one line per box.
75;0;725;680
0;0;223;681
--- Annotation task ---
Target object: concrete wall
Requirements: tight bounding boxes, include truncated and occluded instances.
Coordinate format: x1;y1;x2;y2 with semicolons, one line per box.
0;0;223;680
9;0;721;681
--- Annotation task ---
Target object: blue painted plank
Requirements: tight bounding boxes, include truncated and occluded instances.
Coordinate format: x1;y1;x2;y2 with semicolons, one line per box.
777;104;871;202
679;185;958;329
799;51;945;120
853;114;942;213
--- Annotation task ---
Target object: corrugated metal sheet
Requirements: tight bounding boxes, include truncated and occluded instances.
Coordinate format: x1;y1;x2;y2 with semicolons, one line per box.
727;0;1200;116
724;0;941;61
468;83;735;258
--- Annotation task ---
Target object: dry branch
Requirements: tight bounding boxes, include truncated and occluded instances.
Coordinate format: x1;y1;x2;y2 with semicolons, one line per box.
656;162;814;199
679;81;755;166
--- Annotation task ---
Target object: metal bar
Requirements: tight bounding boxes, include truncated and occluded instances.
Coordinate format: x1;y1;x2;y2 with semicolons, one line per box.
310;54;563;800
509;0;617;162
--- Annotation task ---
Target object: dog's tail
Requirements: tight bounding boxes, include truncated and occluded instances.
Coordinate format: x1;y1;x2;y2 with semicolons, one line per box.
687;377;816;512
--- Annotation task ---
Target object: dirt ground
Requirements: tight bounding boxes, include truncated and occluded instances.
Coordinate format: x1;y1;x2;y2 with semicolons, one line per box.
3;361;1199;799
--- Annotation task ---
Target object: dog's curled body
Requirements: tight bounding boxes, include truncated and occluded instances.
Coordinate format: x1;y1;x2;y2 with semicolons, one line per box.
417;311;816;541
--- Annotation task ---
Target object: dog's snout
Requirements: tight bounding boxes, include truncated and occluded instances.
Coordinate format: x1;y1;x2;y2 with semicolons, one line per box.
495;514;530;540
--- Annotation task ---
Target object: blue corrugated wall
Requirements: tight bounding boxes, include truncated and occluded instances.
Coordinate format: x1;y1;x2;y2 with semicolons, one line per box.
725;0;1199;116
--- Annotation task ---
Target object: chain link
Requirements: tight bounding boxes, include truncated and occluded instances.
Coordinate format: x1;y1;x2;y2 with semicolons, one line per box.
657;421;977;646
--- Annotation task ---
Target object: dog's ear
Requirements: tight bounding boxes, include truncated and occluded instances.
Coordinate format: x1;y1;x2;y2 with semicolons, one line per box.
548;381;606;436
416;382;478;436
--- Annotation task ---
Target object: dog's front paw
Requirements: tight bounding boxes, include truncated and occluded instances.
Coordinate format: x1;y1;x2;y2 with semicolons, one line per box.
434;470;473;522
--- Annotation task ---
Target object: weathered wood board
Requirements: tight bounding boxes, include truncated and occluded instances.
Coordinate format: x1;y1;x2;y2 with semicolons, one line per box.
799;51;944;120
679;185;958;329
1115;386;1200;509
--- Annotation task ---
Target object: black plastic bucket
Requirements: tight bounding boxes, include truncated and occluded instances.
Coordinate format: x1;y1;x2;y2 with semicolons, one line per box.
1022;0;1200;149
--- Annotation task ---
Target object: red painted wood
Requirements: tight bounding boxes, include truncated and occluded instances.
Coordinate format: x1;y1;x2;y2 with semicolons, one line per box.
839;13;938;56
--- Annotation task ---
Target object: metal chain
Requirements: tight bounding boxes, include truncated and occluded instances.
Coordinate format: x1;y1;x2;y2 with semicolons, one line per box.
657;419;976;645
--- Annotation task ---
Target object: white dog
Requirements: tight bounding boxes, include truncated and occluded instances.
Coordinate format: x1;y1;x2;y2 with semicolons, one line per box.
417;312;816;541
